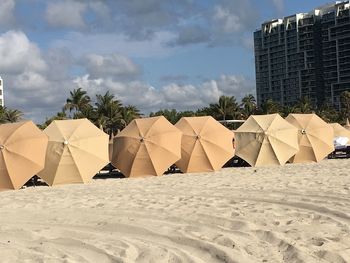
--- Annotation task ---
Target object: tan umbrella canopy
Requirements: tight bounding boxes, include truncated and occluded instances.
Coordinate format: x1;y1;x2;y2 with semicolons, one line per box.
330;122;350;140
112;116;182;177
175;116;235;173
286;113;334;163
38;118;109;186
108;135;115;162
235;114;299;167
0;121;48;190
345;118;350;130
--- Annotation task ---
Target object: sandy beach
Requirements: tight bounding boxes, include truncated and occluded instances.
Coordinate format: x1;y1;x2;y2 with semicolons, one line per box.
0;159;349;263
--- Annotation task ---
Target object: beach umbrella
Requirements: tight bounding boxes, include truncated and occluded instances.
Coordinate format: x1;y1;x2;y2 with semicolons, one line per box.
330;122;350;140
38;118;109;186
0;121;48;190
286;113;334;163
112;116;182;177
175;116;235;173
234;114;299;167
108;135;114;162
345;118;350;130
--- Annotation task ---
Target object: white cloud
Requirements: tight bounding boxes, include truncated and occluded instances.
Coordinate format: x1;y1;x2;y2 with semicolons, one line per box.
51;31;178;58
74;74;255;113
271;0;284;14
213;6;243;33
45;0;87;29
0;0;15;27
0;31;47;74
82;53;140;79
12;71;50;91
0;31;73;122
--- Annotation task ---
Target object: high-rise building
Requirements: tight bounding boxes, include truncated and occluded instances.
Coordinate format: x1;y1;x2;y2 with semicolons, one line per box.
254;1;350;109
0;76;4;107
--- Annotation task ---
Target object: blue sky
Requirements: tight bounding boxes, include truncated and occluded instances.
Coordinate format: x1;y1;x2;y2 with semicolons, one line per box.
0;0;332;122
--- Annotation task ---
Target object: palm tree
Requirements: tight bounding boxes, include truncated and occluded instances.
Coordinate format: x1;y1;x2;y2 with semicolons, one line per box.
240;94;257;118
120;105;141;128
3;108;23;123
316;102;340;123
340;91;350;121
64;88;91;117
0;106;6;124
95;91;122;135
294;96;313;113
260;99;282;114
39;110;67;129
150;109;179;124
209;95;240;121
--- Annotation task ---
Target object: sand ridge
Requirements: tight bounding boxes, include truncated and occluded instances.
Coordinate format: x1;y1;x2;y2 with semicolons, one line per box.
0;159;349;262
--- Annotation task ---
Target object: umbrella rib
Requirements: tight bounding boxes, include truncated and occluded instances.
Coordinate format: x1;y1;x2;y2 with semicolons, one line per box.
306;133;333;162
200;137;234;156
143;142;159;175
188;117;210;136
69;144;108;166
266;137;284;165
197;140;215;170
68;146;86;183
145;139;180;160
4;148;43;170
306;134;318;162
65;121;86;141
253;140;264;166
266;133;299;152
183;118;197;135
1;153;15;189
49;146;67;186
4;135;47;147
127;143;143;177
2;122;27;145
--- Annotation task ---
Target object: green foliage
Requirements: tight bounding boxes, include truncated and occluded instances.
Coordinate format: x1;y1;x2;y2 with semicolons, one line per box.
64;87;91;118
38;110;67;130
0;106;23;124
149;109;196;124
39;88;350;133
209;95;241;120
340;91;350;122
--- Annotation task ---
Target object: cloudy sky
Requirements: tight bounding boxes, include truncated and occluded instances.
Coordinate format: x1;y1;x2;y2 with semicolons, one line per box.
0;0;328;122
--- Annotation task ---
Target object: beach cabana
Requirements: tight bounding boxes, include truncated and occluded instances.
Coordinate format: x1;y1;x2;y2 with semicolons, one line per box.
286;113;334;163
0;121;48;190
234;114;299;167
38;119;109;186
175;116;234;173
112;116;182;177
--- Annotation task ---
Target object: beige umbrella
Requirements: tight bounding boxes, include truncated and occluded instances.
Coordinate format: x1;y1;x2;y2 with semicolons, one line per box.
330;123;350;140
38;118;109;186
345;118;350;130
235;114;299;167
286;114;334;163
112;116;182;177
0;121;48;190
175;116;234;173
108;135;115;162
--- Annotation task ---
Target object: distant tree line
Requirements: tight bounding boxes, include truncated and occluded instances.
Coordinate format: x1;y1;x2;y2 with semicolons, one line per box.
2;88;350;132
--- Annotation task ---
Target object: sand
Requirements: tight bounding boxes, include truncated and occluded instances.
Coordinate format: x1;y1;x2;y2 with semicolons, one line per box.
0;159;349;263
